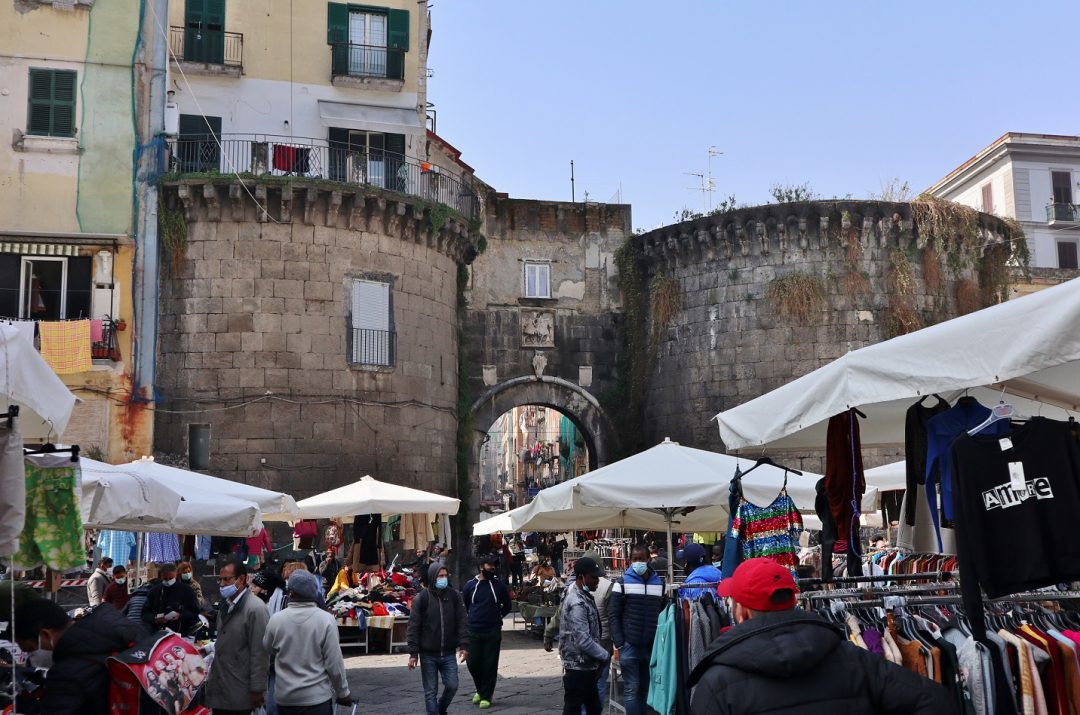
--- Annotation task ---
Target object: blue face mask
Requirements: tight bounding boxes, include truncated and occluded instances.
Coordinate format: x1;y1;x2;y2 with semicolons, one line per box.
631;562;648;576
219;583;238;600
582;584;591;593
435;577;449;590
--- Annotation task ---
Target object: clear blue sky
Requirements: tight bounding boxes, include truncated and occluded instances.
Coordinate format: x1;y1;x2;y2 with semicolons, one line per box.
427;1;1080;232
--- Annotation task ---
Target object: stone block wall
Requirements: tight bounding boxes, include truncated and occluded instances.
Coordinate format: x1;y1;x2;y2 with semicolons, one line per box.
155;178;474;500
638;200;1015;452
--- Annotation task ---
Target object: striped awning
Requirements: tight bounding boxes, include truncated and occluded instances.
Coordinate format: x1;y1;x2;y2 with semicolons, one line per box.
0;243;81;256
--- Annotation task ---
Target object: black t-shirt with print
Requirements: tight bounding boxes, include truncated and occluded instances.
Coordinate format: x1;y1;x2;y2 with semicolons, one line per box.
952;417;1080;637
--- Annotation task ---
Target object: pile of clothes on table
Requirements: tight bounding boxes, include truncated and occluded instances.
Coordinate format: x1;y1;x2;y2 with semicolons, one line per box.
326;579;416;628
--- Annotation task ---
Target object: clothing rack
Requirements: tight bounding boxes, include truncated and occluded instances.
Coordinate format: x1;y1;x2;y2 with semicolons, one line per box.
824;589;1080;610
799;570;956;588
801;582;960;602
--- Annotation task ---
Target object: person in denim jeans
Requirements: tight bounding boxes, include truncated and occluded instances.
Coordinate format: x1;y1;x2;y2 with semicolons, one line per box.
609;546;665;715
407;563;469;715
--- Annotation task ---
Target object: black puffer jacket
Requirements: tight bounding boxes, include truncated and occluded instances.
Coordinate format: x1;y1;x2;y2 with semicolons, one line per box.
45;604;147;715
406;563;469;657
687;609;956;715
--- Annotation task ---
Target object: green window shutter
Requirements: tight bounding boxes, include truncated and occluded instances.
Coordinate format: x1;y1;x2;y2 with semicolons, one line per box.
387;8;409;50
51;71;76;137
385;132;405;158
327;2;348;43
27;69;76;137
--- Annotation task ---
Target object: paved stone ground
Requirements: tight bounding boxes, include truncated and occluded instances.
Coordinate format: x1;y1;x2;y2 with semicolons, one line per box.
344;616;568;714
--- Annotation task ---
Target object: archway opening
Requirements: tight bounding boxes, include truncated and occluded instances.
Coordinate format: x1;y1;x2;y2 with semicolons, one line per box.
478;404;592;516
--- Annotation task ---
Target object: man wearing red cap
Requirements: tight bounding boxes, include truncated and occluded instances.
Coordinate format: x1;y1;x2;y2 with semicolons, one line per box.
688;558;953;714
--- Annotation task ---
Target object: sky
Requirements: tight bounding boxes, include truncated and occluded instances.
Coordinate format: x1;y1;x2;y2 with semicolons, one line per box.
427;1;1080;232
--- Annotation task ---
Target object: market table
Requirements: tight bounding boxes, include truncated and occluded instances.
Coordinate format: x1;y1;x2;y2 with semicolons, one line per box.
514;602;558;634
336;614;408;654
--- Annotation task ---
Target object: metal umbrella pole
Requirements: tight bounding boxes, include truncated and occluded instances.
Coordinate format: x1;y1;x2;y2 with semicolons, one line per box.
664;508;675;585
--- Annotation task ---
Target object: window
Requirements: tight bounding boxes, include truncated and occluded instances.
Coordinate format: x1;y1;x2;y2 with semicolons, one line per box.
1052;171;1073;205
175;114;222;173
1058;242;1079;270
327;3;409;80
349;278;394;366
0;254;92;320
981;183;994;214
184;0;226;64
524;261;551;299
27;69;76;138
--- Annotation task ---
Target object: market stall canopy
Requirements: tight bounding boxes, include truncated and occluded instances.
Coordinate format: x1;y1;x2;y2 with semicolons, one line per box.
80;459;184;529
141;488;262;537
296;475;460;520
0;323;77;437
864;461;907;492
472;440;878;535
122;459;300;522
714;278;1080;451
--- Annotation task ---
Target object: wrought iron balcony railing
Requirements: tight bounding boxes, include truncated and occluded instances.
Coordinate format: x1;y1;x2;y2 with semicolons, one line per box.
168;133;480;219
169;26;243;70
331;43;405;81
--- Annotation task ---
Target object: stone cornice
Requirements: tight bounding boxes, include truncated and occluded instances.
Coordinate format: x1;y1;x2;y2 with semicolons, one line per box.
636;200;1014;269
162;177;481;265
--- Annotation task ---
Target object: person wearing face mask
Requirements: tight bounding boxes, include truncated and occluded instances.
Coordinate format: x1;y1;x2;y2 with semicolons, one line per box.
558;557;609;715
407;563;469;715
86;557;112;607
203;560;271;715
177;562;206;609
142;563;201;635
678;543;723;600
103;565;131;610
462;554;511;709
13;597;144;715
609;545;665;715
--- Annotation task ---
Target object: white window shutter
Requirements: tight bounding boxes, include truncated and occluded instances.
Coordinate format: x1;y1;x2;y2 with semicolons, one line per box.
350;279;391;364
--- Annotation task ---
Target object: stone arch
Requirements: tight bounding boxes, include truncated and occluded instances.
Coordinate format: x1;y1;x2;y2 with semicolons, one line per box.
469;375;618;473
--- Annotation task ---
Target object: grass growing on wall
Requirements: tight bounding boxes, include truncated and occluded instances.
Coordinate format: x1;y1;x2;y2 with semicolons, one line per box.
158;204;188;272
766;272;825;326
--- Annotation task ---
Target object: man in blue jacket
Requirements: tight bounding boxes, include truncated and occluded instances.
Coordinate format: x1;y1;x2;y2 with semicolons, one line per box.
462;554;511;710
678;543;723;599
609;545;665;715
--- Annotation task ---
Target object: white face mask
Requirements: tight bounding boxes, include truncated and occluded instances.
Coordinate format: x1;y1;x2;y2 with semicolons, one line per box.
163;578;177;587
116;578;127;585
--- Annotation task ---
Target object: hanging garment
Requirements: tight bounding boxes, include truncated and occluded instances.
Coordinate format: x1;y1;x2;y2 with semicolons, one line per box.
400;513;435;551
272;145;310;173
720;477;743;579
824;408;865;568
97;529;137;565
729;479;803;578
925;397;1010;549
647;603;678;715
953;418;1080;640
441;513;453;549
89;319;104;343
14;454;83;571
1;320;36;348
896;484;957;555
38;320;92;374
904;396;950;526
142;532;181;563
352;513;381;566
0;420;25;555
194;535;212;561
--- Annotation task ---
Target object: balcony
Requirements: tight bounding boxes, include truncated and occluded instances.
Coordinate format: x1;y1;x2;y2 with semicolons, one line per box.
167;133;480;219
331;43;405;89
1047;203;1080;225
169;26;243;77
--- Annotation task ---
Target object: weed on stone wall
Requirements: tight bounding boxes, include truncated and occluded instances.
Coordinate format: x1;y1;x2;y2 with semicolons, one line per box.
766;272;825;326
604;239;649;457
649;273;681;352
883;250;922;337
158;203;188;272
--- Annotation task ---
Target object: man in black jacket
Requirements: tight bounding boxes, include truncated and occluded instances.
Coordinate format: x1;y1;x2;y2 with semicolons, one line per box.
407;562;469;715
14;598;145;715
688;558;955;715
462;554;512;709
142;562;201;635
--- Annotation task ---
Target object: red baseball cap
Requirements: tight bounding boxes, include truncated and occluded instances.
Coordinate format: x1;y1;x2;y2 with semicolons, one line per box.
717;558;798;611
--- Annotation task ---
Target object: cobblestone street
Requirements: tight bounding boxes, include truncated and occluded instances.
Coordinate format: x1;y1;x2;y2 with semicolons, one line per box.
345;617;566;714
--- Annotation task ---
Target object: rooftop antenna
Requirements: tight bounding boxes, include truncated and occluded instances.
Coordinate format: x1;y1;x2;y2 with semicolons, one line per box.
686;146;724;213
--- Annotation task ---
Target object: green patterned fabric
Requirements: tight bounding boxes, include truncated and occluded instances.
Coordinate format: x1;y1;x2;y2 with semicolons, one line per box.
14;464;84;571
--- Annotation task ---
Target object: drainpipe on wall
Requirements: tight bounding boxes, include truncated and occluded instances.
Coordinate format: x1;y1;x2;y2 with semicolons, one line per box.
132;0;167;407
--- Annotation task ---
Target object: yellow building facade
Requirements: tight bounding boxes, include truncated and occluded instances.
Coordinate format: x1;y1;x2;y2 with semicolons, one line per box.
0;0;152;460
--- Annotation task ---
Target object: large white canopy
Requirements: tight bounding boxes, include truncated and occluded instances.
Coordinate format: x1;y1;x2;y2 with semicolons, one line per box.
0;324;77;437
864;461;907;492
473;440;878;536
296;475;460;520
122;459;300;522
80;459;184;529
714;278;1080;451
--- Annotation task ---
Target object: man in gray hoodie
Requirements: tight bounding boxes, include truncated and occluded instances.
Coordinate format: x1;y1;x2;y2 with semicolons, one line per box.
262;570;352;715
407;562;469;715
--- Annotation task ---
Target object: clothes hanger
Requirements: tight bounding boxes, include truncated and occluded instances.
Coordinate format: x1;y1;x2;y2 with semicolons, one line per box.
739;456;803;478
967;397;1027;436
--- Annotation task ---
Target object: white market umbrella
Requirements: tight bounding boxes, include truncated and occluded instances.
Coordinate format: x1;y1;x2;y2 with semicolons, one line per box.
136;489;263;537
864;461;907;492
80;459;184;529
296;475;460;520
471;440;875;582
123;458;299;521
714;277;1080;451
